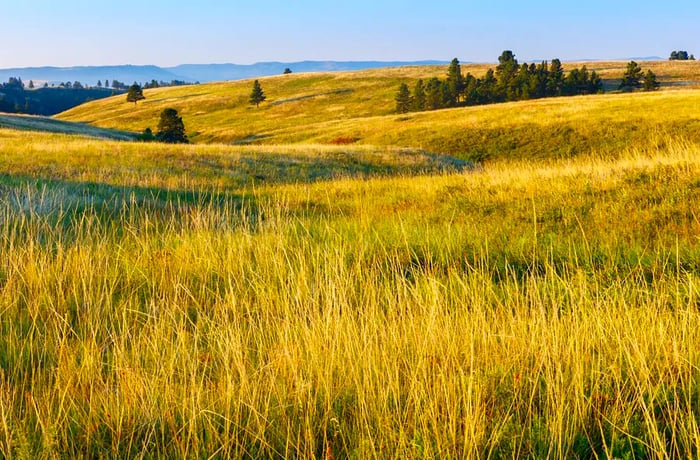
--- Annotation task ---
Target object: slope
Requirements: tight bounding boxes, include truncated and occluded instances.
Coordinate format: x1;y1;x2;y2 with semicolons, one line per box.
0;113;138;140
57;61;700;161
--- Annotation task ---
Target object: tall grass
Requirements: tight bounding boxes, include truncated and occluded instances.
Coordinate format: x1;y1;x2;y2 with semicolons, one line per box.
0;136;699;457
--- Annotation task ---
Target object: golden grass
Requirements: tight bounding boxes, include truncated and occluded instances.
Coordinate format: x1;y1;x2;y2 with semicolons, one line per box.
0;127;699;457
57;64;700;162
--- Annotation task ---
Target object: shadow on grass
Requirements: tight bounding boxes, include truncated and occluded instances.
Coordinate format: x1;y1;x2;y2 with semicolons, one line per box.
0;114;139;141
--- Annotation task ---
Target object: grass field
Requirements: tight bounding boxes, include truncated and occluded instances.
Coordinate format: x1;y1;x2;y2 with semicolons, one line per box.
57;61;700;163
0;124;699;457
2;61;700;457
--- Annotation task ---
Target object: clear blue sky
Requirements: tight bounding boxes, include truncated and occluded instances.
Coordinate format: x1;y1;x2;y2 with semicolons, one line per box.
2;0;699;67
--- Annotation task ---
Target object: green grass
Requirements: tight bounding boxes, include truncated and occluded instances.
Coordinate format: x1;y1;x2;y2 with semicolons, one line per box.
56;63;700;162
0;125;699;457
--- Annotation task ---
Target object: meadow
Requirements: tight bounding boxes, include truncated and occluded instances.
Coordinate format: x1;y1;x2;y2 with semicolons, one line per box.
58;61;700;159
1;63;700;458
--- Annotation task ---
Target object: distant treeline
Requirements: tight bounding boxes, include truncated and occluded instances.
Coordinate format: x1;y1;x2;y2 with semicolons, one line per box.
0;77;195;116
669;50;695;61
396;51;603;113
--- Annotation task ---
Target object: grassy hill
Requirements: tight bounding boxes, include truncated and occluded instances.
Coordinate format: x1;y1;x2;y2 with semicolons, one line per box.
57;61;700;161
2;61;700;457
0;125;699;457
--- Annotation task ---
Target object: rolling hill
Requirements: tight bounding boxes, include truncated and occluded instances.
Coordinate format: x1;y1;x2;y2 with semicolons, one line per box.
3;59;700;458
57;60;700;162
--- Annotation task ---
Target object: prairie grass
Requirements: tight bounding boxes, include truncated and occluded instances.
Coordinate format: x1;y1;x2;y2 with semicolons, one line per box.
57;65;700;162
0;129;699;457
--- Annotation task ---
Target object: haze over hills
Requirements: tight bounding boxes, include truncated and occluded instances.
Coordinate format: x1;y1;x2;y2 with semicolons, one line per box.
0;60;449;86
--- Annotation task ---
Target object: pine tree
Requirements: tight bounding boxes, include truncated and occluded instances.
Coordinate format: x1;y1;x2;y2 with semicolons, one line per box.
479;69;497;104
589;71;603;94
547;59;564;96
495;50;519;101
446;58;463;106
126;83;145;104
156;108;188;143
395;83;412;113
28;80;34;89
620;61;643;90
411;79;426;111
643;70;660;91
97;80;102;88
249;80;266;107
424;77;444;110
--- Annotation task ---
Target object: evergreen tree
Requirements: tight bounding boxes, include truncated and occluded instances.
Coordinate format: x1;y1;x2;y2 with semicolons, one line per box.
411;79;426;111
462;73;478;105
126;83;145;104
514;63;531;100
424;77;444;110
496;50;519;101
643;70;660;91
156;108;188;143
620;61;643;90
547;59;564;96
531;61;549;98
249;79;266;107
395;83;412;113
478;69;497;104
28;80;34;89
283;68;292;74
97;80;102;88
589;71;603;94
446;58;463;106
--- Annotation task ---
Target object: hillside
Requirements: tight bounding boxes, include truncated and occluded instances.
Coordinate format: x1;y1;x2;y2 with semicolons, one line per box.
58;61;700;161
1;125;699;457
0;113;138;140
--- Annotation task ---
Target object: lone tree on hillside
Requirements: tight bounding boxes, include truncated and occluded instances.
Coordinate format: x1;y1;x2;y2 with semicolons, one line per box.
395;83;412;113
126;83;145;105
643;69;660;91
620;61;643;90
156;108;188;143
249;80;266;107
283;68;292;74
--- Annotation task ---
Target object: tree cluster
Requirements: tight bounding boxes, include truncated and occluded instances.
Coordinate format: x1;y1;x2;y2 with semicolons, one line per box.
0;77;118;115
669;51;695;61
143;79;193;89
396;52;603;113
619;61;659;91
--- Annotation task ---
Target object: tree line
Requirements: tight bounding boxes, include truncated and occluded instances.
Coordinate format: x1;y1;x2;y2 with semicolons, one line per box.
0;77;119;115
669;51;695;61
396;52;605;113
396;52;664;113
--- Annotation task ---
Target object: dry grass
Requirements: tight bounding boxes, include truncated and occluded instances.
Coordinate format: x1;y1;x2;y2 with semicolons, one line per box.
56;65;700;163
0;126;699;457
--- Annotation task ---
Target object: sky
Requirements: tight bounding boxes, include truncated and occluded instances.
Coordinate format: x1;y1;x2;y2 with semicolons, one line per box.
2;0;700;68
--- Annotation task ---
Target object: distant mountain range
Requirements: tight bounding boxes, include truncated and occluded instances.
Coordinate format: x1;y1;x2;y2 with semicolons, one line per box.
0;61;449;86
